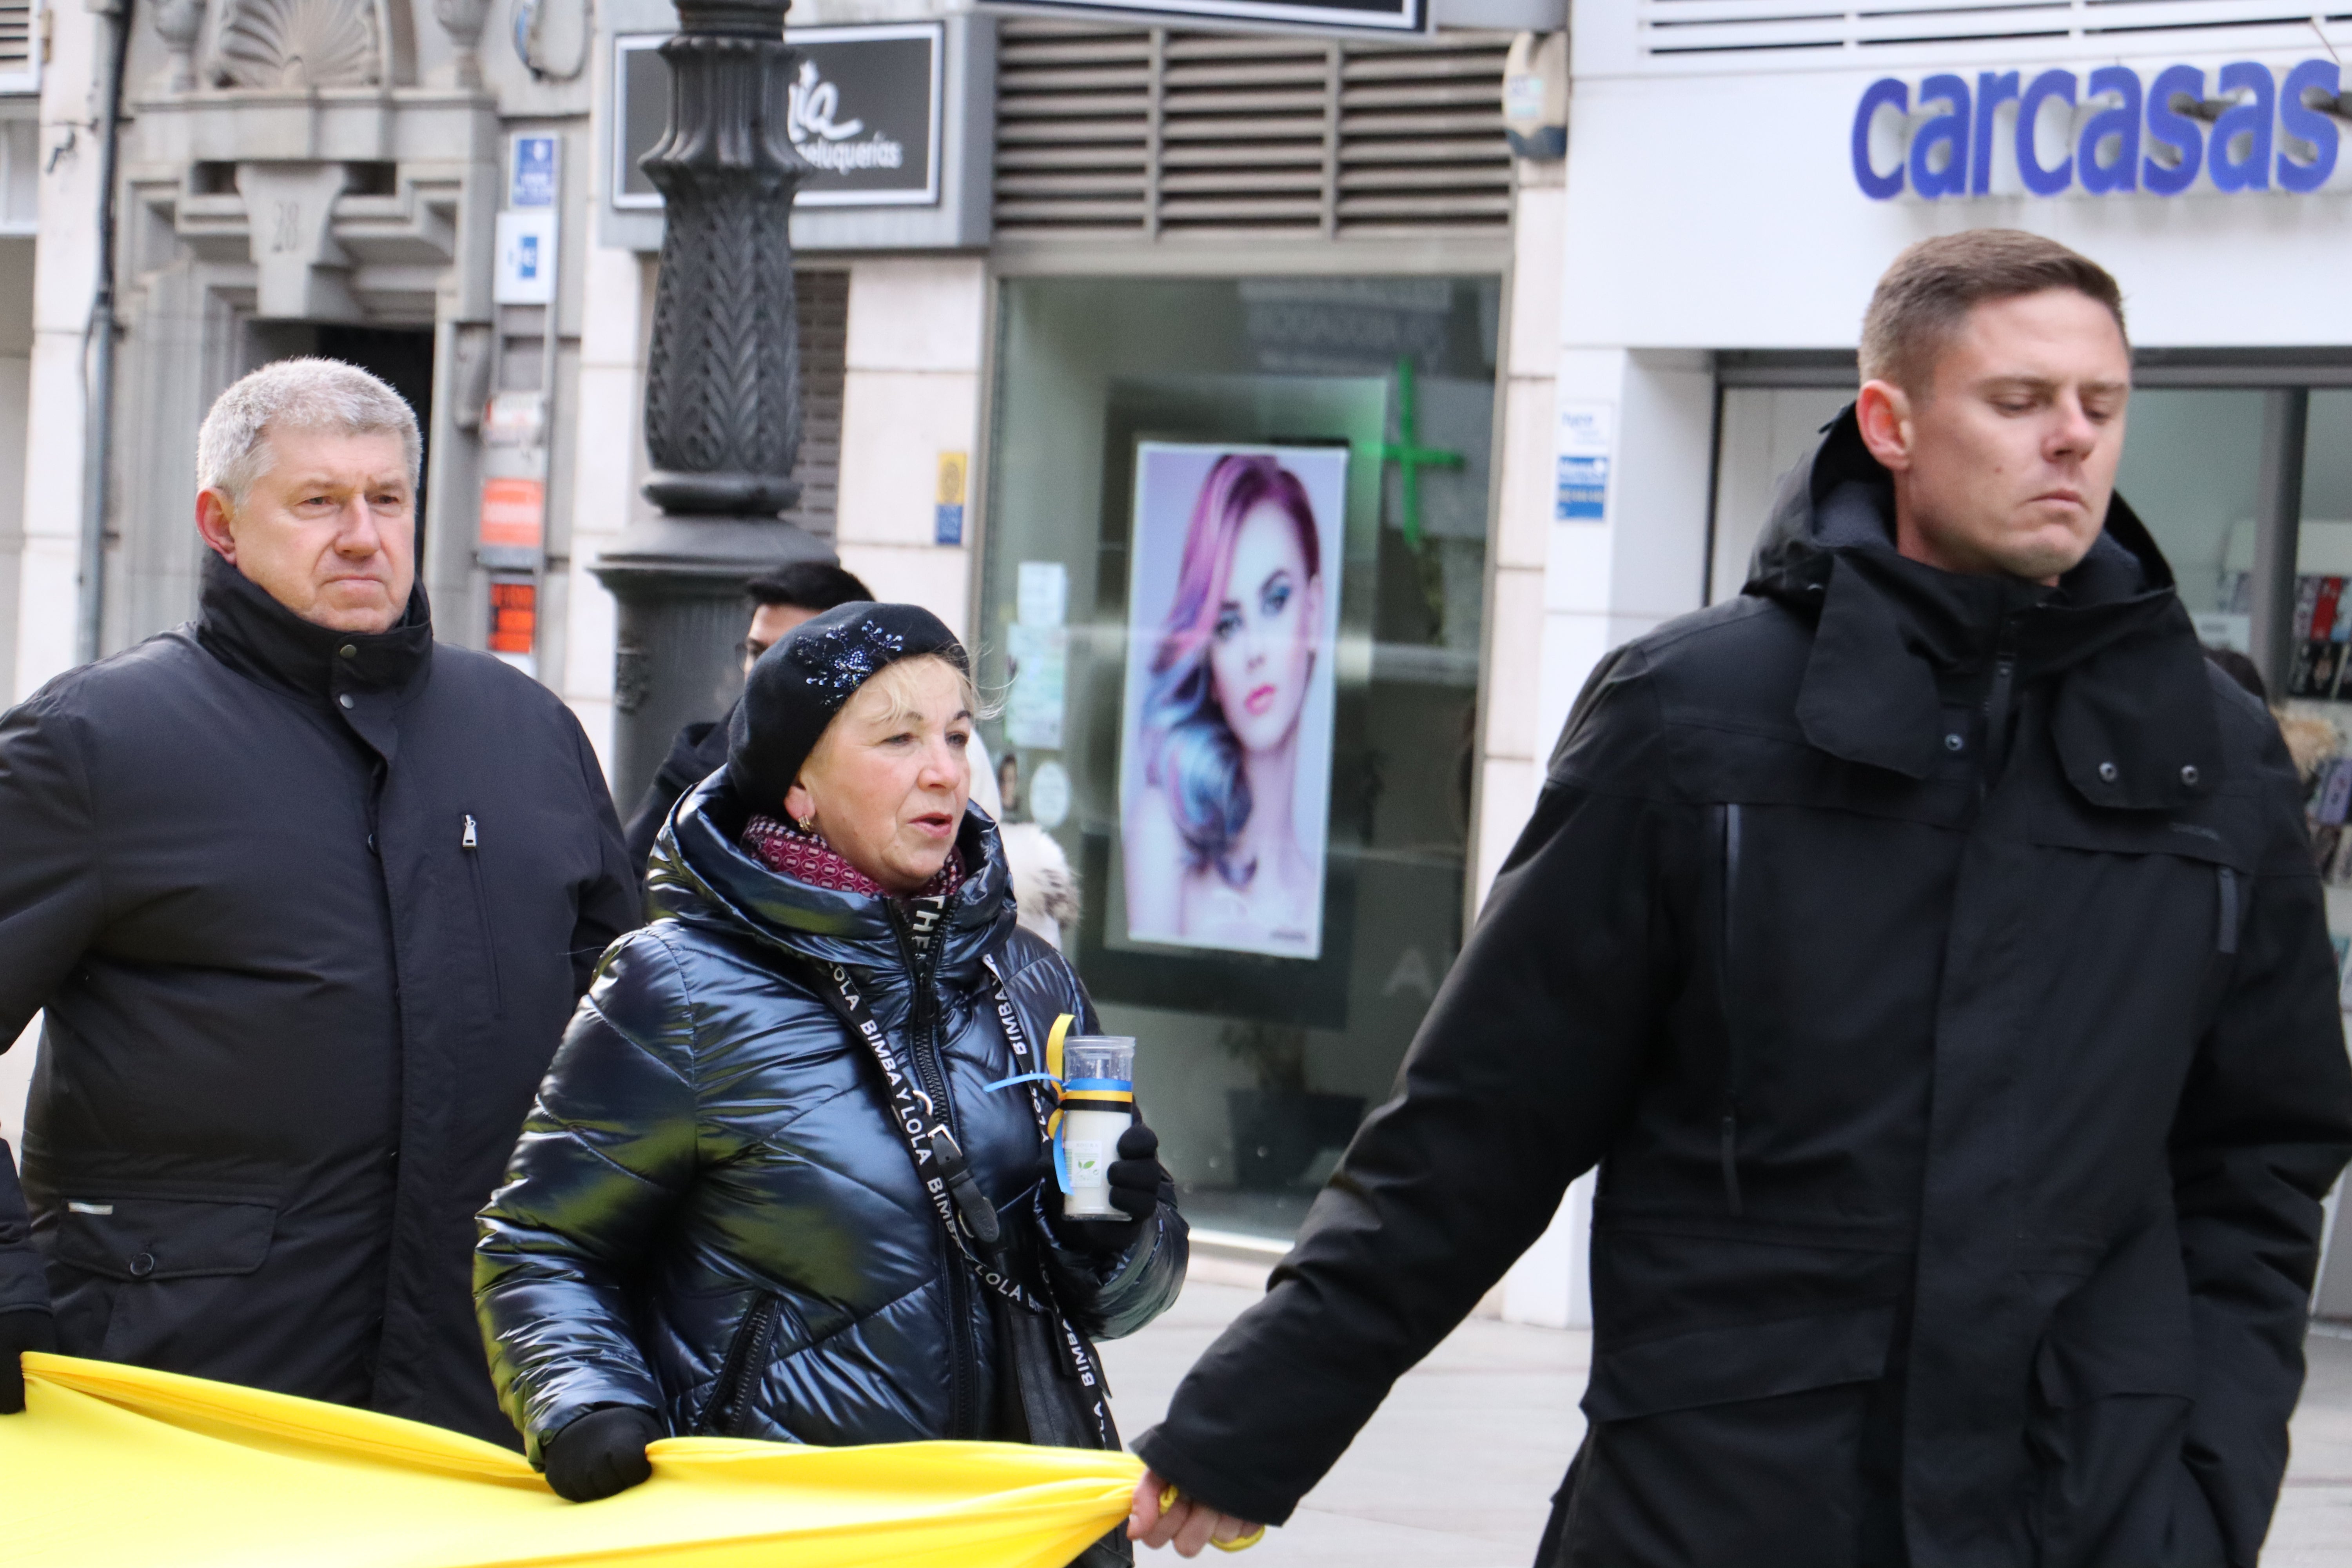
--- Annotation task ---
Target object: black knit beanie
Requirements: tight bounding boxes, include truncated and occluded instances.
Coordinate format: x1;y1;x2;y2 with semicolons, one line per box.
726;601;969;809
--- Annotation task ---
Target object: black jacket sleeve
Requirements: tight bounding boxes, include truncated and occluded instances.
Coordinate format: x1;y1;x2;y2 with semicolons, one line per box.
1132;648;1679;1525
2170;733;2352;1564
475;931;699;1463
566;719;644;1001
621;719;729;886
0;693;105;1317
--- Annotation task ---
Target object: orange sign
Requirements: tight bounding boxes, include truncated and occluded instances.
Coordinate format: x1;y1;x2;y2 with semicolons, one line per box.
480;477;545;549
489;580;537;655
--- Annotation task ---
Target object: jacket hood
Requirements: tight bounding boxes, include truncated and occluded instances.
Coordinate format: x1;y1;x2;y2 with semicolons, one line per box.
193;548;434;705
645;771;1017;980
1739;406;2221;809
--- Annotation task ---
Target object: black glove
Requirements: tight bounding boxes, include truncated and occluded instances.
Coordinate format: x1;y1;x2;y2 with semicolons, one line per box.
542;1405;663;1503
1048;1117;1165;1256
0;1308;55;1415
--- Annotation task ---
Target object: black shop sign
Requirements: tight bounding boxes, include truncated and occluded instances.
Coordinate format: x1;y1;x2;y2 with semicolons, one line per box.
614;21;944;210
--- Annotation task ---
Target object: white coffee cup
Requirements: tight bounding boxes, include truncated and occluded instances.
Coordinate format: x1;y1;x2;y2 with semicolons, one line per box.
1059;1036;1136;1220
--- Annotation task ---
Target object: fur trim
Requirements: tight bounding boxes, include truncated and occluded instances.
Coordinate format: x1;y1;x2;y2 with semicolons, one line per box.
2280;713;2339;785
1001;822;1080;946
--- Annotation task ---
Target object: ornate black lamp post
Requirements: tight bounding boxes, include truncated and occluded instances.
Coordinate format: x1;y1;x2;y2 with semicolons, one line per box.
591;0;831;808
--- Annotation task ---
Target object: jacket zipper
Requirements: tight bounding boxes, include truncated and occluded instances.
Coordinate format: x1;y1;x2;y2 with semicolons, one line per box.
1981;621;2020;798
704;1293;781;1436
891;910;980;1441
1717;802;1745;1218
461;814;503;1016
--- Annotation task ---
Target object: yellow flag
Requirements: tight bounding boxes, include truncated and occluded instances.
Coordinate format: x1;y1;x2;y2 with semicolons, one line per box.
10;1352;1140;1568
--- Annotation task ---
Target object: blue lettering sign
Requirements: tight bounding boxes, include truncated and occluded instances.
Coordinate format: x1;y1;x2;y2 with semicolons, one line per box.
1852;58;2345;200
2016;69;2075;196
2079;66;2141;194
1972;71;2019;194
2143;65;2205;195
1910;74;1971;198
1556;454;1608;522
2280;59;2342;192
1851;76;1908;199
512;136;558;208
2210;60;2274;191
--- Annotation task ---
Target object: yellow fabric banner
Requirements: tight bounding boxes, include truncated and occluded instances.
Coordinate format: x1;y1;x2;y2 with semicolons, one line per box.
10;1352;1142;1568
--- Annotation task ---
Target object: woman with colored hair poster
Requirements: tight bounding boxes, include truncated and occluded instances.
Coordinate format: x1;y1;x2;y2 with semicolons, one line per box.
1119;444;1347;961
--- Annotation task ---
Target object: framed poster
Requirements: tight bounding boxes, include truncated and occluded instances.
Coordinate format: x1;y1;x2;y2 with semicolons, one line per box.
1117;443;1348;960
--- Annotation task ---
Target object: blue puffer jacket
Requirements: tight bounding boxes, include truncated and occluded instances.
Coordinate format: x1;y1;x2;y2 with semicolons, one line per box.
474;777;1186;1461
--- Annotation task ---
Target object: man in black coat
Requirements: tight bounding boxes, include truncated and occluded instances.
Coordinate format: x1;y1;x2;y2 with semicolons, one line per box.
0;358;639;1445
1131;232;2352;1566
619;561;873;877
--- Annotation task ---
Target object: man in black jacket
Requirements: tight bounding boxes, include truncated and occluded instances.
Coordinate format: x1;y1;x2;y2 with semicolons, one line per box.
0;358;639;1444
618;561;873;877
1131;231;2352;1566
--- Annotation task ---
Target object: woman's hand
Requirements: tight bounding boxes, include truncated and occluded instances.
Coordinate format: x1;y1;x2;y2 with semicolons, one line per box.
1128;1468;1263;1555
541;1405;663;1502
1045;1117;1164;1254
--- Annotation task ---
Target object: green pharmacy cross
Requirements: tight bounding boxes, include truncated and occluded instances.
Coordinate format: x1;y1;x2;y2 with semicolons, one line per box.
1369;358;1465;552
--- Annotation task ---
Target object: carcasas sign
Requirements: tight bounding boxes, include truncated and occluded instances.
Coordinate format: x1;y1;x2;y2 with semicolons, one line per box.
1851;59;2347;200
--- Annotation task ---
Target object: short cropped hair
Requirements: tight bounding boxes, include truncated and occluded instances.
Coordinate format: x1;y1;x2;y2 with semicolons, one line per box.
1859;230;2128;393
746;561;873;613
196;358;421;504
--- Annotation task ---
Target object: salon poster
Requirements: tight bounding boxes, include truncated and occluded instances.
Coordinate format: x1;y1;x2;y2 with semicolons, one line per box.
1118;443;1346;960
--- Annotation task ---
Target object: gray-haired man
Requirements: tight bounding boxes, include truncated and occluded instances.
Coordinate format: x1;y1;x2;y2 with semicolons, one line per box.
0;358;638;1443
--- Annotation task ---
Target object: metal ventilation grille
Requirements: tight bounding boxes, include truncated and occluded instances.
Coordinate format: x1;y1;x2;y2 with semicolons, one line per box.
0;0;33;78
1640;0;2352;58
994;20;1512;240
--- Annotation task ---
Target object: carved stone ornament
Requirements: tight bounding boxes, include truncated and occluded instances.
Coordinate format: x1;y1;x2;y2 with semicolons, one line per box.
213;0;382;89
152;0;206;92
430;0;488;87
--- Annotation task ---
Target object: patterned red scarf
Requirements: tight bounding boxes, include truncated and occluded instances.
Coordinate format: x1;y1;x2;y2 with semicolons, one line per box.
741;813;965;901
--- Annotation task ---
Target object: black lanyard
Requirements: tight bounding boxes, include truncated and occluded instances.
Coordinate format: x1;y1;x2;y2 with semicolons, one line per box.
799;951;1111;1411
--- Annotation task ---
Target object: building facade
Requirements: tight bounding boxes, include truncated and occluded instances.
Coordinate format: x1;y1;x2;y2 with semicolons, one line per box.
0;0;1575;1314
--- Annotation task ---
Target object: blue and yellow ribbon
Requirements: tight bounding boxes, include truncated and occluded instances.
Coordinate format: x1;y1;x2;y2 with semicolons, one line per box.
986;1013;1134;1192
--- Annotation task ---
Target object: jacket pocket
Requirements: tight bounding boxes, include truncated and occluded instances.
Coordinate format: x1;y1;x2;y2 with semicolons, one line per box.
51;1196;276;1281
701;1293;782;1437
1582;1302;1898;1422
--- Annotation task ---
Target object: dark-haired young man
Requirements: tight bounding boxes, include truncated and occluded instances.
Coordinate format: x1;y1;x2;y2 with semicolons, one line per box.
1131;231;2352;1566
620;561;873;873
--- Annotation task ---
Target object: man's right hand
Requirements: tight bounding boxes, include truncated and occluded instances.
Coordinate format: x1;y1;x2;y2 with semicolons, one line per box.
541;1405;664;1502
1128;1468;1264;1556
0;1309;56;1414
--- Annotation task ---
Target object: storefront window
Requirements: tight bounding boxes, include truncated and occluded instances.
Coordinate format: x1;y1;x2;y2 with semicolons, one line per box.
980;276;1499;1238
1710;386;1853;601
2115;390;2269;653
2287;390;2352;971
2290;392;2352;703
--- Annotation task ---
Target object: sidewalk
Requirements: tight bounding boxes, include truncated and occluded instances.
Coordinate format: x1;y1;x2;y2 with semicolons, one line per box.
1102;1281;2352;1566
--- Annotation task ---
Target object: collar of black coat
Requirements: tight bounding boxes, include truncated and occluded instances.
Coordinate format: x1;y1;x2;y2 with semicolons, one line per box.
645;771;1018;980
194;549;434;705
1742;406;2222;810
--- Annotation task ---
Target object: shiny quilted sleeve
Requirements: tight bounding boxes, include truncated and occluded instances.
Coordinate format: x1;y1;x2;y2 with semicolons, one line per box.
474;929;703;1464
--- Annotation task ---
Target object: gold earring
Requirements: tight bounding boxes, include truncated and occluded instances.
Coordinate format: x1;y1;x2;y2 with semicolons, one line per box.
797;814;816;835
